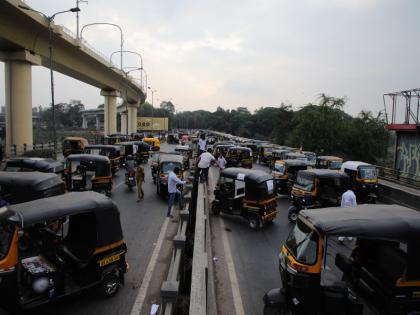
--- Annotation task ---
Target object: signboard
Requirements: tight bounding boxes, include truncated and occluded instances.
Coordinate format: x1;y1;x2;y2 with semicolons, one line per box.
137;117;169;131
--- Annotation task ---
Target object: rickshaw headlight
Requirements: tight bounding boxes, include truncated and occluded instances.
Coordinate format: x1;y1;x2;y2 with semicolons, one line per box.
375;184;378;188
362;184;366;188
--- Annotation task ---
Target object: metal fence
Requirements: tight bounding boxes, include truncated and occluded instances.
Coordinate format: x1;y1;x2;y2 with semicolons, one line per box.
377;166;420;189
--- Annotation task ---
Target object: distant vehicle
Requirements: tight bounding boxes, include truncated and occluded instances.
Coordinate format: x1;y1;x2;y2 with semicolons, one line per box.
143;137;160;151
167;133;179;144
241;143;259;161
84;145;121;175
287;169;349;222
2;157;64;175
0;171;65;204
270;149;292;169
118;141;151;164
258;145;275;165
341;161;378;203
284;152;307;162
62;137;88;157
174;145;192;169
156;154;184;197
212;168;277;229
0;192;128;312
272;159;308;193
315;155;344;170
64;154;112;196
302;151;317;166
225;146;253;168
213;144;234;158
264;204;420;315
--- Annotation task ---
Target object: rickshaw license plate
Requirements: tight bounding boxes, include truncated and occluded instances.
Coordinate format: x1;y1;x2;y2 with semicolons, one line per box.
98;253;122;267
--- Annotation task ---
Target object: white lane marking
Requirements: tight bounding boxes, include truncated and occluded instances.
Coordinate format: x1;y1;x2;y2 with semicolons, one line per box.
219;217;245;315
114;180;125;189
130;216;170;315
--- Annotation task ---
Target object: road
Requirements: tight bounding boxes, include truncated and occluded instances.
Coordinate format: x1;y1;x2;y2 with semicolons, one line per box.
0;143;177;315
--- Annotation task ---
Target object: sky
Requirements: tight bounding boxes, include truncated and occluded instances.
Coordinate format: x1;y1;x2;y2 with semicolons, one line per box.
1;0;420;116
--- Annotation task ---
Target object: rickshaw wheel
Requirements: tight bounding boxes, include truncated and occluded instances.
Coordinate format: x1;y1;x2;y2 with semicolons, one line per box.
101;274;121;298
287;207;299;223
248;216;261;230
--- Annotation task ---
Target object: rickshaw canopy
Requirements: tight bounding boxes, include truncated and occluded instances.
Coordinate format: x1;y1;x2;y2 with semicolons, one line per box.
2;157;64;173
0;171;64;192
159;154;184;165
221;167;272;184
341;161;374;172
65;154;111;177
7;191;123;246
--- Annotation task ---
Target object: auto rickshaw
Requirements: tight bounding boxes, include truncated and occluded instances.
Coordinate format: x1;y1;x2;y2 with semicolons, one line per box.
143;137;160;151
180;134;190;145
1;157;64;176
225;146;253;168
0;191;128;312
213;144;234;158
242;143;259;162
302;151;317;166
263;204;420;315
167;133;179;144
174;145;192;169
62;137;88;157
64;154;112;196
316;155;344;170
271;149;292;169
118;141;151;164
287;169;349;222
258;144;275;165
285;152;307;162
341;161;378;204
211;168;277;229
156;154;184;197
84;145;121;175
149;152;160;184
0;171;65;204
272;160;308;193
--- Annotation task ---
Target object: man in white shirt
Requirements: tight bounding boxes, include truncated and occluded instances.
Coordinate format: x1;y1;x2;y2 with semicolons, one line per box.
198;134;206;155
217;154;227;172
339;188;357;242
197;148;216;183
167;167;186;218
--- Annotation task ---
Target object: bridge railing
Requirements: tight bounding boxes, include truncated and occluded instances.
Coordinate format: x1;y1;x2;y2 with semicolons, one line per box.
377;166;420;189
6;142;62;157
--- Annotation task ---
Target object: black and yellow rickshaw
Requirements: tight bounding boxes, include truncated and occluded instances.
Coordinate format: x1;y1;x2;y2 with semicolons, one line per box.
302;151;317;166
285;152;307;162
263;204;420;315
174;145;192;169
225;146;253;168
156;154;184;197
315;155;343;170
211;168;277;229
258;144;275;165
64;154;112;196
213;144;234;158
0;191;128;312
62;137;88;157
84;145;121;175
287;169;349;222
242;143;259;162
272;159;308;193
149;152;161;184
271;149;292;169
1;157;64;176
341;161;378;204
118;141;151;164
167;133;179;144
0;172;65;204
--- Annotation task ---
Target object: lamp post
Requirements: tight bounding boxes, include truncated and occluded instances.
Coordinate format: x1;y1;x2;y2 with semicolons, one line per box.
18;4;80;154
80;23;123;70
110;50;143;86
148;87;156;132
75;0;88;39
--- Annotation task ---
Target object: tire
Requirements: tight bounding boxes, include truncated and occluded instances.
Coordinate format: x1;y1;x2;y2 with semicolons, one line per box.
212;202;221;215
100;273;121;298
287;206;299;223
248;216;261;230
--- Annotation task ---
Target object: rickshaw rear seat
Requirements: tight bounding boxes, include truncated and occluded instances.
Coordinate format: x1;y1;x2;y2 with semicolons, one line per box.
60;245;89;269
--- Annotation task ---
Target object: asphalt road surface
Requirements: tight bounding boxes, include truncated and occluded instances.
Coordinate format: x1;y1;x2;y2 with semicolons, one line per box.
0;143;176;315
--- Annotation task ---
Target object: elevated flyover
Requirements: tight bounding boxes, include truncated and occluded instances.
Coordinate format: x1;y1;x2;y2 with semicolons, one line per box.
0;0;146;153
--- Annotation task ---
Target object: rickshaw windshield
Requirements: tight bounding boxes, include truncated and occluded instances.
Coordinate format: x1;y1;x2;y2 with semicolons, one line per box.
274;164;285;175
329;161;342;170
63;140;80;150
286;220;318;265
359;166;377;180
0;221;14;260
296;174;314;192
161;162;181;173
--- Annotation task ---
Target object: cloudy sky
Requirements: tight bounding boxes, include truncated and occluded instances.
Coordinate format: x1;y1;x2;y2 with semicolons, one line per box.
1;0;419;115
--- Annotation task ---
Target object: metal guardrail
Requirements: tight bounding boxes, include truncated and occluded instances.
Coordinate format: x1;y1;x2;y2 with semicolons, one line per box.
377;166;420;189
6;142;63;157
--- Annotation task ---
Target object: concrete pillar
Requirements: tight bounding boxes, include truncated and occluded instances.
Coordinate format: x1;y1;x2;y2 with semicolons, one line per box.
120;113;127;134
82;115;88;128
101;90;118;136
2;51;41;156
95;115;100;130
127;104;138;134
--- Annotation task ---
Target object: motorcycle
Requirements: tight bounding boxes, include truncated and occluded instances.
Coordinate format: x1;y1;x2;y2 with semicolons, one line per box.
125;170;136;191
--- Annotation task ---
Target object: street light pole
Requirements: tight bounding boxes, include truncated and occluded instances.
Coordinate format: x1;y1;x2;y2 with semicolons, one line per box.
75;0;88;39
110;50;143;86
18;4;80;154
81;23;124;70
148;87;156;133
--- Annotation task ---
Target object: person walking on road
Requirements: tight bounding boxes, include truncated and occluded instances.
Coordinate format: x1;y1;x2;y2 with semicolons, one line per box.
217;153;227;173
198;134;206;156
339;187;357;242
197;148;216;183
167;167;186;218
136;163;145;201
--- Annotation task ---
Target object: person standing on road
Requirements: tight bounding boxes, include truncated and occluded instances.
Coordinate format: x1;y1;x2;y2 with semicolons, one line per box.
217;153;227;173
197;148;216;183
339;187;357;242
198;134;206;156
135;163;145;201
167;167;186;218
